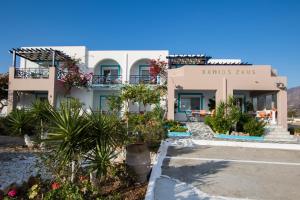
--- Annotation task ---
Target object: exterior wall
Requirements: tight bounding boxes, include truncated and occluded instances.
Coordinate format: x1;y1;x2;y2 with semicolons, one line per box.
88;50;168;82
92;90;120;111
7;67;59;112
167;65;288;128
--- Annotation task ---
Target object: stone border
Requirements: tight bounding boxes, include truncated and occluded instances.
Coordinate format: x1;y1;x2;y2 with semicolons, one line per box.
192;139;300;150
144;140;170;200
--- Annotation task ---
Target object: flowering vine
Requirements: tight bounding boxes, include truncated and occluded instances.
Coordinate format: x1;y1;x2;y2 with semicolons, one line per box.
149;58;168;82
59;59;93;94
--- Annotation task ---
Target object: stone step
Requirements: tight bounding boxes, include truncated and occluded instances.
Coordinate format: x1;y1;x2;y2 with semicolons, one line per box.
265;131;291;135
264;137;298;142
265;127;287;132
264;135;295;139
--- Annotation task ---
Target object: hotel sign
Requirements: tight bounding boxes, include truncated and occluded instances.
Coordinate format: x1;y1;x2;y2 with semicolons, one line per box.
201;69;256;75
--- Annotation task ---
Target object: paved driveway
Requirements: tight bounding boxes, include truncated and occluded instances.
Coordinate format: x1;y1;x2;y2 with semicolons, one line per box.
160;145;300;200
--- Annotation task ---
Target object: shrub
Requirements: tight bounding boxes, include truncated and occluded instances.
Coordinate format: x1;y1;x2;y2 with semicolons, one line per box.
164;119;180;128
236;113;252;132
243;118;266;136
169;125;188;132
6;109;34;136
206;97;241;134
0;117;9;135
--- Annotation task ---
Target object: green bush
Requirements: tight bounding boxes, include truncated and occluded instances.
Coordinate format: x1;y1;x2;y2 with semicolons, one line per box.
236;113;252;132
169;124;188;132
205;97;241;134
44;182;84;200
0;117;9;135
243;118;266;136
6;109;35;136
164;119;180;128
294;128;300;133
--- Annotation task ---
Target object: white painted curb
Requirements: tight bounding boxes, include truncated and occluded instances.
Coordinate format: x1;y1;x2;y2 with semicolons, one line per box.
144;140;170;200
191;139;300;150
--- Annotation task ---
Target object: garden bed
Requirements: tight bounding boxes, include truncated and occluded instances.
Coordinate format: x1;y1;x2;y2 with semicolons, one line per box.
214;134;264;141
167;131;191;137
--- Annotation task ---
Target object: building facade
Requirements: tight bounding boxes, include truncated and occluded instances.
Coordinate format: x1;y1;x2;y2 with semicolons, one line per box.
7;46;288;128
167;55;287;128
8;46;168;113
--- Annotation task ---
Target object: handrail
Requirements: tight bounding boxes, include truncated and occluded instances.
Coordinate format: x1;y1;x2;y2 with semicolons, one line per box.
92;75;122;84
14;68;49;79
129;75;160;84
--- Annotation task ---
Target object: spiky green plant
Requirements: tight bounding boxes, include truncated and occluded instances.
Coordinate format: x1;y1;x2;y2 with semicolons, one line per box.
6;109;33;136
45;99;90;167
84;111;126;178
30;100;51;138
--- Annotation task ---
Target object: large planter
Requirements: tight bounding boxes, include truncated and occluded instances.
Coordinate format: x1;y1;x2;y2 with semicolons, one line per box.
125;143;151;183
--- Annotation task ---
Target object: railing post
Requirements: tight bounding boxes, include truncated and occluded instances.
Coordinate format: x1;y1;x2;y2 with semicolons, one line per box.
52;51;56;67
12;50;16;67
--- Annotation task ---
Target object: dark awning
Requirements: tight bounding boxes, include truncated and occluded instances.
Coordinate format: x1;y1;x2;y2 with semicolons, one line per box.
9;48;73;62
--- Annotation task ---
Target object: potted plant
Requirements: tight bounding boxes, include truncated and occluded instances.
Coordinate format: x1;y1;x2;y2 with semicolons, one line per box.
114;84;164;183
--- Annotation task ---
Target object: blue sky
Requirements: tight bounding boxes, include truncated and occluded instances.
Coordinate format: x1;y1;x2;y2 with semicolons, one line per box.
0;0;299;88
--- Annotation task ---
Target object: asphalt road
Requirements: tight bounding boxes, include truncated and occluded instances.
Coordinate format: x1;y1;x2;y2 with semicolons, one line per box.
162;145;300;200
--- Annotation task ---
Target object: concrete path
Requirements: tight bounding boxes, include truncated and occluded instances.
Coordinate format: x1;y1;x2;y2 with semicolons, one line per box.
159;145;300;200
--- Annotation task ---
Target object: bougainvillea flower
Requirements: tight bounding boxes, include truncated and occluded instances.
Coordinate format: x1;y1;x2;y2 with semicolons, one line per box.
7;188;17;197
79;176;87;182
51;182;61;190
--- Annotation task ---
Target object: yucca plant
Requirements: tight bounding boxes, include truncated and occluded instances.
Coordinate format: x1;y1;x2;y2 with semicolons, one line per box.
45;99;90;168
6;109;33;136
84;111;126;178
30;100;51;139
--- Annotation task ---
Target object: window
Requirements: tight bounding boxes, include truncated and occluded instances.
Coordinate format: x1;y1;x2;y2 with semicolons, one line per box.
178;94;202;112
139;65;150;83
101;65;120;83
100;96;109;112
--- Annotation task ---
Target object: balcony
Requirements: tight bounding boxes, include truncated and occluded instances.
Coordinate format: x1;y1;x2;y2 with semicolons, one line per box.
92;75;122;85
129;75;160;85
14;68;49;79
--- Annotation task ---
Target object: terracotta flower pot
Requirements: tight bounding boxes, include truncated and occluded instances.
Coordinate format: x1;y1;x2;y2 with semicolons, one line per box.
125;143;151;183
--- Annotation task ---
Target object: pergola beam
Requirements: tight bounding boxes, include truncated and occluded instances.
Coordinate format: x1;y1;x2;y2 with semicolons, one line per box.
9;48;73;65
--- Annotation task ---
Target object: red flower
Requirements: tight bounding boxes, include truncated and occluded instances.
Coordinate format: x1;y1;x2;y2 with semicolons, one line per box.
79;175;87;182
7;189;17;197
51;182;61;190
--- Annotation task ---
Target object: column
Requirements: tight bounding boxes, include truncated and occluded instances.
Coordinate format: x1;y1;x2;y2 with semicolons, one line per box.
277;90;287;129
7;90;16;113
167;87;175;120
216;78;228;105
48;67;57;107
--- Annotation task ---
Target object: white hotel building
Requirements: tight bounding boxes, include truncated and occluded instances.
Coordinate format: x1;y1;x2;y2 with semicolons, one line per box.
7;46;288;128
8;46;168;113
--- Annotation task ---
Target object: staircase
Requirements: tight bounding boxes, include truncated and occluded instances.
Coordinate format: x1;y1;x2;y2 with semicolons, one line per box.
264;125;298;142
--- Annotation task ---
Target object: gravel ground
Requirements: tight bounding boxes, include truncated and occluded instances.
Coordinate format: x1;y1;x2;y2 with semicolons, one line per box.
0;136;45;191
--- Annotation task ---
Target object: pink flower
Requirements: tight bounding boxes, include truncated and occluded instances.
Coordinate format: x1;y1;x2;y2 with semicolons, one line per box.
51;182;60;190
7;189;17;197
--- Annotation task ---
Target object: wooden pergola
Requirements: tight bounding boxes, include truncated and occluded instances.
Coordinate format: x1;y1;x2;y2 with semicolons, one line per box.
167;54;212;67
167;54;250;68
9;48;73;67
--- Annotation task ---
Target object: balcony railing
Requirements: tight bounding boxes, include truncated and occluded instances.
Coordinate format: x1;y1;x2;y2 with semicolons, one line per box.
129;75;160;84
92;75;122;85
14;68;49;79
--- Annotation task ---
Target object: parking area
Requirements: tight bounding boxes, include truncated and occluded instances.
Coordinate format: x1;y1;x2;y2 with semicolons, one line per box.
160;145;300;200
